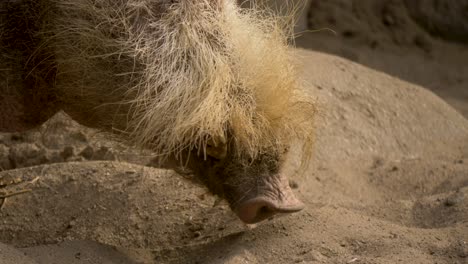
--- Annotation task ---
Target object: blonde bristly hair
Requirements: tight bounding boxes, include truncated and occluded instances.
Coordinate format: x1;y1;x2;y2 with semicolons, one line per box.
44;0;316;166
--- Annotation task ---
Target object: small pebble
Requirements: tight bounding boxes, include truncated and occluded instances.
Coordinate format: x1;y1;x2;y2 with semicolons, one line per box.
289;180;299;189
444;191;464;207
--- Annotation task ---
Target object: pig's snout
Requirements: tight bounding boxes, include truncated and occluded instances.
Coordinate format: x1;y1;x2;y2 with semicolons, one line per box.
233;176;304;224
236;196;304;224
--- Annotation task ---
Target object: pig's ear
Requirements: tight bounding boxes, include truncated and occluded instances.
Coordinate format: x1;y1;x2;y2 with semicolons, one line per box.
206;134;227;160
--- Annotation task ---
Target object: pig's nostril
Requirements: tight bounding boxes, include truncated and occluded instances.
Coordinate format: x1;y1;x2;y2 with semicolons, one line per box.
255;204;276;221
259;205;271;214
242;201;276;223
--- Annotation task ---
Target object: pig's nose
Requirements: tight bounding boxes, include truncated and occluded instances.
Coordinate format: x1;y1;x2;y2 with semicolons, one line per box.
235;195;304;224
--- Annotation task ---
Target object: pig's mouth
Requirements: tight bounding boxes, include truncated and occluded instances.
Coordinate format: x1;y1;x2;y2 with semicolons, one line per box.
229;174;305;224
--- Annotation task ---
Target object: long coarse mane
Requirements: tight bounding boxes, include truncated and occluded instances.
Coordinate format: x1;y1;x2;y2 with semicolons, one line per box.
42;0;316;165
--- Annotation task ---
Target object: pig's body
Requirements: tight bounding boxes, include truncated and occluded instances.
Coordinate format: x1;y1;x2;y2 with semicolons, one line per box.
1;0;316;224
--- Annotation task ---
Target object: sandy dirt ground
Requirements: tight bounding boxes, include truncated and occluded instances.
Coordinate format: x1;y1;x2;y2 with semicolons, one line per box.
1;1;468;264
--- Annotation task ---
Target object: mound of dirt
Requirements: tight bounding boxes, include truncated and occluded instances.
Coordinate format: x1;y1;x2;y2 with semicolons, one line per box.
0;112;154;171
1;49;467;264
300;50;467;163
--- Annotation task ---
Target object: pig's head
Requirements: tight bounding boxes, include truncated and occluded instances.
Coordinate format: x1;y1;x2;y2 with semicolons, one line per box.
181;137;306;224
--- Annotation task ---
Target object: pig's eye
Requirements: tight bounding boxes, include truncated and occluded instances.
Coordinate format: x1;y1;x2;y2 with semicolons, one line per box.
205;135;227;161
205;142;227;160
